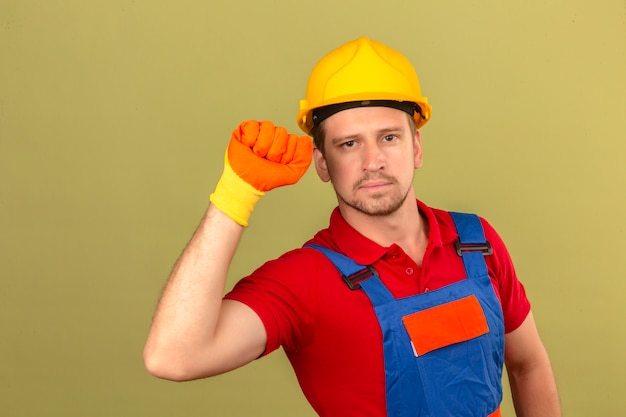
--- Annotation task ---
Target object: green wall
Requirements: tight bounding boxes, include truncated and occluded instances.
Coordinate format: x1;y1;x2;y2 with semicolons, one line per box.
2;1;625;415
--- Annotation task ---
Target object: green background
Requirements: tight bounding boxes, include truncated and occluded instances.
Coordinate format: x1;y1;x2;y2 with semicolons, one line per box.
2;0;625;415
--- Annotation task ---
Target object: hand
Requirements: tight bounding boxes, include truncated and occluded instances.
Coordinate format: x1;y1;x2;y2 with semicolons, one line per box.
210;120;312;226
228;120;312;192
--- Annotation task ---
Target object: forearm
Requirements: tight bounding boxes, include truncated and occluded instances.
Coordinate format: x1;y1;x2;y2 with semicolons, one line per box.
507;355;561;417
143;204;244;380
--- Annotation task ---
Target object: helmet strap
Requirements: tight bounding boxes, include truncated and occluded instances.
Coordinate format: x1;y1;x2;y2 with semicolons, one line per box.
312;100;417;127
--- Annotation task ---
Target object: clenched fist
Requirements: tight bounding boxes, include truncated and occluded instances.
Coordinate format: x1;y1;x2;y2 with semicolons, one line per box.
228;120;312;192
210;120;313;226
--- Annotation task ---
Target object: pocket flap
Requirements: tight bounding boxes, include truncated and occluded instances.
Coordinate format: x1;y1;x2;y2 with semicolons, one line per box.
402;295;489;356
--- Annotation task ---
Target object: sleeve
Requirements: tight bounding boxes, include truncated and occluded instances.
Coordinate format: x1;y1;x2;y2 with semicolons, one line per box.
224;248;320;356
480;218;531;333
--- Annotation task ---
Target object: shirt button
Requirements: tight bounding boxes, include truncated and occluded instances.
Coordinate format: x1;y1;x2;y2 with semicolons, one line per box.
405;267;414;275
424;287;430;292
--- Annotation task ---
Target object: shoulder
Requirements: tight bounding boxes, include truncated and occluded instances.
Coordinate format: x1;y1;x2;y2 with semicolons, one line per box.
418;201;503;249
254;244;337;276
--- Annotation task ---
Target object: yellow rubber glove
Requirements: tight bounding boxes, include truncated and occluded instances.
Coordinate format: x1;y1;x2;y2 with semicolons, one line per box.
210;120;313;226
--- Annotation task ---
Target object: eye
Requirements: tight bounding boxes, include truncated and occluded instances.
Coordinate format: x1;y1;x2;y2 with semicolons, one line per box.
382;134;398;142
341;140;356;148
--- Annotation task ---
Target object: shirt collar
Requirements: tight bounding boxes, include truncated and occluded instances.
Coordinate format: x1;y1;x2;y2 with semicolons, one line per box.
326;199;458;265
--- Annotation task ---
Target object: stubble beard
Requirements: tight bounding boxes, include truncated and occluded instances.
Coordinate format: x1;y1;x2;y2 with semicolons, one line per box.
335;173;412;217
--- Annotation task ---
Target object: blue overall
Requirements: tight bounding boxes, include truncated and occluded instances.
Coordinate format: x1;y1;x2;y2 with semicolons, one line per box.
307;212;505;417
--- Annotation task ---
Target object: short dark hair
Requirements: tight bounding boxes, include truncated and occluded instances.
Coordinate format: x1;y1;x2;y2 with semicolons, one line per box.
310;123;326;155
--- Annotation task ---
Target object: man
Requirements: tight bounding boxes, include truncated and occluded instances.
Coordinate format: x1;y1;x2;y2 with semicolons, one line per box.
144;37;561;416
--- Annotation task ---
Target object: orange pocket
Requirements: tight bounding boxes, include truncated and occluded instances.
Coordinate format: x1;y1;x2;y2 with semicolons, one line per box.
402;295;489;356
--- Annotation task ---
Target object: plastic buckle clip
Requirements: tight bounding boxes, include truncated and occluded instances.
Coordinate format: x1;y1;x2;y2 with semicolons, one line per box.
342;266;378;290
454;241;493;256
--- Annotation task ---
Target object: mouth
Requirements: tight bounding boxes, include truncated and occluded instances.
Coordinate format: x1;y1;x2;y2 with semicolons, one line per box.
359;181;391;190
355;175;396;192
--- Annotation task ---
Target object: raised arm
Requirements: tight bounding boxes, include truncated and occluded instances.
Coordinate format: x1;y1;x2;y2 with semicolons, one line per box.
143;121;312;381
504;311;561;417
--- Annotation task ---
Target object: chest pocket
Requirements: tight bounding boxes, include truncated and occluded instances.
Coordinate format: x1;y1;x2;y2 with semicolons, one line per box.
402;294;489;356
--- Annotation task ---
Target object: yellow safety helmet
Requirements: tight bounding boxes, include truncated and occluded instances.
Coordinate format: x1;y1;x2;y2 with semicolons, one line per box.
297;37;432;135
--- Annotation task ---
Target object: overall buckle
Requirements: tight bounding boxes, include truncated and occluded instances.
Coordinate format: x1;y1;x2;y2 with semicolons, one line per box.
342;266;378;290
454;241;493;256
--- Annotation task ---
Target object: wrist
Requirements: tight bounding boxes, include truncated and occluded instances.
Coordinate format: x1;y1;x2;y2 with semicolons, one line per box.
209;157;264;227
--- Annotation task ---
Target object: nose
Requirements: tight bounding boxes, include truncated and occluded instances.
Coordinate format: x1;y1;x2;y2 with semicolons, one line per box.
363;142;385;172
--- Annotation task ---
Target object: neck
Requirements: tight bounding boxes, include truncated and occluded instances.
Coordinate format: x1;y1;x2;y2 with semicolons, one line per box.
339;196;429;265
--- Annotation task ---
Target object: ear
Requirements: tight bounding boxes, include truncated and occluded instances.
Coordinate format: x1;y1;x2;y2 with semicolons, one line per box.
413;129;423;169
313;147;331;182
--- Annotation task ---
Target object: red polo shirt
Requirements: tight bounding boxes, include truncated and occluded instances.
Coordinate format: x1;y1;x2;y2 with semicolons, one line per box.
225;200;530;417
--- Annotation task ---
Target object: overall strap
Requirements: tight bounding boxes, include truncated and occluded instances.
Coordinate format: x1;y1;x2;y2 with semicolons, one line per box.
449;212;492;279
305;244;394;303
